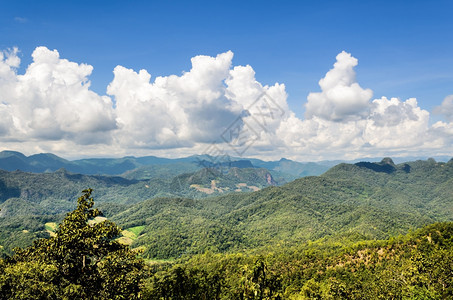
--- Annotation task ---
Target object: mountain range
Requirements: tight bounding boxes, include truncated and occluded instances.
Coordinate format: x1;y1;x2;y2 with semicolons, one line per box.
106;157;453;258
2;150;449;178
0;150;332;179
1;154;452;259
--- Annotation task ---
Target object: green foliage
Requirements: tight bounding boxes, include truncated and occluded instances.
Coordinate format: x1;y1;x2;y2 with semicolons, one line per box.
128;225;146;236
0;214;50;257
122;162;200;180
3;158;451;259
0;158;453;298
0;166;281;218
0;158;452;298
0;189;144;299
142;222;453;299
100;159;452;259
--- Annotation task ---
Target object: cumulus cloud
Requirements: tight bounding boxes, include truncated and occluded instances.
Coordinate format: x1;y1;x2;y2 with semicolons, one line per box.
262;51;446;160
107;51;245;149
225;65;289;152
272;96;433;160
305;51;373;121
364;97;430;148
0;47;117;145
0;46;452;160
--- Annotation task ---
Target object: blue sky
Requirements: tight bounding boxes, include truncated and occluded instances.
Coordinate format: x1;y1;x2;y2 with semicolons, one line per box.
3;0;452;114
1;0;453;160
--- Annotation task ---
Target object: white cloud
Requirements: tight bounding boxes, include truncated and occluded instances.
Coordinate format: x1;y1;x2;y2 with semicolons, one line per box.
270;96;432;160
364;97;430;148
225;65;289;152
107;51;245;149
0;47;452;161
0;47;117;146
305;51;373;122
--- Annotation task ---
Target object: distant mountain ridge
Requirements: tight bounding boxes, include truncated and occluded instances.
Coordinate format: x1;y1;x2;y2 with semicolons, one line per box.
2;150;449;177
0;151;167;175
0;150;330;179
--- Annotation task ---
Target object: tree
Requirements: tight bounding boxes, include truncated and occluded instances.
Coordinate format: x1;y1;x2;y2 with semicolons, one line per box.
0;189;144;299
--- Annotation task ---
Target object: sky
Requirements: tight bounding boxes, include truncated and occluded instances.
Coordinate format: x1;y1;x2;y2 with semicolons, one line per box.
0;0;453;161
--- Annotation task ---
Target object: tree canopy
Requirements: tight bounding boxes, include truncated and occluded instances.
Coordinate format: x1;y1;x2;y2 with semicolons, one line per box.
0;189;144;299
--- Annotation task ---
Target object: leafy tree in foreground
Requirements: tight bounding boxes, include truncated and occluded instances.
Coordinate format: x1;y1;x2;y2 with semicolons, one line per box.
0;189;144;299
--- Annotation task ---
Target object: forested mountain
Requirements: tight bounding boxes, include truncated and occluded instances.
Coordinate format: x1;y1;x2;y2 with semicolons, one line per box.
1;157;452;298
0;166;279;215
2;189;451;298
2;157;452;258
141;222;453;299
0;150;330;180
101;158;453;259
0;165;279;255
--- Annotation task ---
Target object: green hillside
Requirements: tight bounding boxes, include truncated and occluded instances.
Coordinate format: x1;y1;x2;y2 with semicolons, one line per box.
106;158;453;259
121;162;200;180
0;150;186;175
3;196;451;299
1;157;452;261
141;222;453;299
0;166;280;255
1;158;452;298
0;166;279;214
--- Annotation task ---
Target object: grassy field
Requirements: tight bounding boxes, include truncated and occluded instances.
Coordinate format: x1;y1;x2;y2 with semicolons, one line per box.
44;222;57;231
45;220;145;247
127;225;145;236
118;225;146;246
